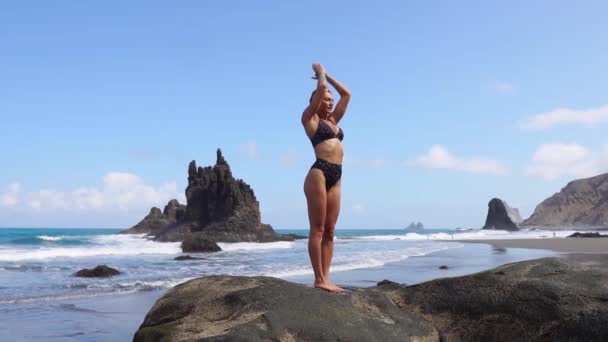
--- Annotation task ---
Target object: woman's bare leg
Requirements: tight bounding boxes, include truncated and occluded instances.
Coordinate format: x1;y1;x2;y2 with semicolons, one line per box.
304;170;340;292
323;180;342;291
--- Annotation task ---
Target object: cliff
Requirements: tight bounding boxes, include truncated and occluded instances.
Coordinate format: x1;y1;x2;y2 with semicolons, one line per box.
522;173;608;228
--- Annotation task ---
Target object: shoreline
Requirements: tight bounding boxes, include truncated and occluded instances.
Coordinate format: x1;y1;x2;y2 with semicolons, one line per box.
285;242;559;286
449;237;608;254
1;238;599;341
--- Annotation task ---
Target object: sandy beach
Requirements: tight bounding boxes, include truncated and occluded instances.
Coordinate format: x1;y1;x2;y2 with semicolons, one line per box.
452;237;608;254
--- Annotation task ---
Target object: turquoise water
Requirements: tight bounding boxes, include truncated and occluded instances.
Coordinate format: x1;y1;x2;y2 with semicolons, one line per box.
0;227;451;246
0;227;459;302
0;228;120;246
279;227;455;238
0;226;557;303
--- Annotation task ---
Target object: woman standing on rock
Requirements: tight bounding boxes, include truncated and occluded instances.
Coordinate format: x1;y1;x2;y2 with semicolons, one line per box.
302;63;351;293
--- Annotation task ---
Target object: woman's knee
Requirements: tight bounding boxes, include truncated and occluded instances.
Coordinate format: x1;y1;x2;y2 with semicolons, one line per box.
322;225;335;240
309;226;324;240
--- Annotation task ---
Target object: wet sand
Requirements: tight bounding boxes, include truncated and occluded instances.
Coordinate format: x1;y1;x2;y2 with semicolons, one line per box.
452;238;608;254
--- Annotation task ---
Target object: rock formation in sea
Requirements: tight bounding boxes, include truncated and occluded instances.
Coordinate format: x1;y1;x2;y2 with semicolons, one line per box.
180;233;221;253
505;205;522;224
121;149;303;244
125;199;186;237
405;221;424;229
173;255;203;261
522;172;608;229
482;198;520;231
73;265;120;278
133;254;608;341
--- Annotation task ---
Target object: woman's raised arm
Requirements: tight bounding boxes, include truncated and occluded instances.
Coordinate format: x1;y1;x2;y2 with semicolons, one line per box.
327;73;351;123
301;63;328;125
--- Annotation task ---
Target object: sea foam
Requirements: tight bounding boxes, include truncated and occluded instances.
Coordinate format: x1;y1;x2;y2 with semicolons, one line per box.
37;235;64;241
350;229;586;242
217;241;295;252
0;234;181;261
269;243;451;278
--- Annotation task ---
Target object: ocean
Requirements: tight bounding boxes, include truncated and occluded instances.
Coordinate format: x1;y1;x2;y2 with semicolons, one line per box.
0;227;579;341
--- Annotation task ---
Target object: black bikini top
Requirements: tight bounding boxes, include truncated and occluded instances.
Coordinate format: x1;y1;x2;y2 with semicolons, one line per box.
310;119;344;147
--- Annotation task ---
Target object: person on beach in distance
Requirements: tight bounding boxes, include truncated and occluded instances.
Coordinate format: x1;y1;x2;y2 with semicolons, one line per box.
302;63;351;293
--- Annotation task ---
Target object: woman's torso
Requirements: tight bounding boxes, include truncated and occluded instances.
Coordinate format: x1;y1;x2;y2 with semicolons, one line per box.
304;116;344;164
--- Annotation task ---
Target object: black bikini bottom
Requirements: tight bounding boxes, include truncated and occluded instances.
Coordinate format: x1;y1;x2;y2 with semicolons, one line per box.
310;158;342;190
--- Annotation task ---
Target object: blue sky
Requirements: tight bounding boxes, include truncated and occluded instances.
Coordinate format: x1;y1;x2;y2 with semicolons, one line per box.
1;1;608;229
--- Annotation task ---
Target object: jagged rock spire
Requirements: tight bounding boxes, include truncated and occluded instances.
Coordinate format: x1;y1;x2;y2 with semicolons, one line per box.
216;148;228;166
121;148;303;244
188;160;197;179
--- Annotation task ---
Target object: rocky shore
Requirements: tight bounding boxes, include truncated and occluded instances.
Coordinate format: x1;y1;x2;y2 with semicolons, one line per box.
134;254;608;341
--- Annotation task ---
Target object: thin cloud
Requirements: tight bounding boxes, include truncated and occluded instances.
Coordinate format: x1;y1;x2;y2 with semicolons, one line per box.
0;182;21;207
526;143;607;180
27;189;69;212
409;145;508;175
239;141;258;160
6;173;185;212
520;104;608;130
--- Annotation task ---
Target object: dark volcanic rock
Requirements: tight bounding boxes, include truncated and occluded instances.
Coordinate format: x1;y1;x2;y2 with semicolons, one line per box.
392;254;608;341
568;232;608;238
73;265;120;278
174;255;192;261
134;276;438;342
121;149;305;243
134;255;608;341
174;255;205;261
185;150;249;227
522;172;608;228
482;198;520;231
438;265;448;270
163;199;186;221
181;233;222;253
125;200;186;236
377;279;399;286
406;221;424;229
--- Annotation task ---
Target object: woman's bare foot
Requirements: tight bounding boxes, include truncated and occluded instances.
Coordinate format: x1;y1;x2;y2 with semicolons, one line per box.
326;280;344;292
315;280;344;293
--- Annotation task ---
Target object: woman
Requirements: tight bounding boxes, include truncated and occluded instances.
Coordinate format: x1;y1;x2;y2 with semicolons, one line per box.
302;63;351;293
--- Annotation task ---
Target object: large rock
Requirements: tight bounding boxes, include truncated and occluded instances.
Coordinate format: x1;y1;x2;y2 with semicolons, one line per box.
568;232;608;238
73;265;120;278
121;149;304;244
174;255;205;261
392;254;608;341
405;221;424;229
134;255;608;341
482;198;520;231
133;276;438;342
523;173;608;228
181;233;222;253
